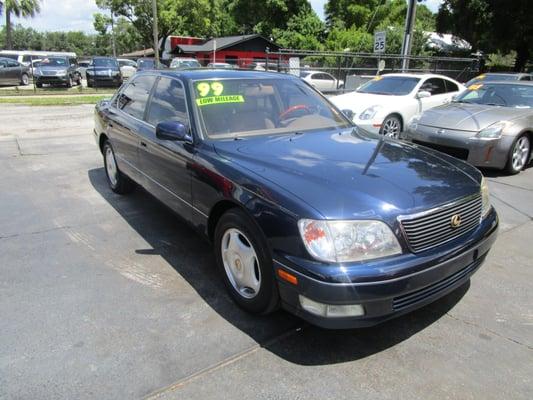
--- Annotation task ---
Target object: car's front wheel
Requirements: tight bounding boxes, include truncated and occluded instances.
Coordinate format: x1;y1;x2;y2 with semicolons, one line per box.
21;73;29;86
380;115;402;138
214;209;279;314
102;141;134;194
506;134;530;174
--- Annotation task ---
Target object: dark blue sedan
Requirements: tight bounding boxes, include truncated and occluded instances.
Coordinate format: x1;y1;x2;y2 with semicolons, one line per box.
93;70;498;329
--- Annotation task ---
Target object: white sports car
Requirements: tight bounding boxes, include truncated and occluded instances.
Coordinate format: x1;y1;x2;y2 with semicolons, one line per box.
330;73;466;138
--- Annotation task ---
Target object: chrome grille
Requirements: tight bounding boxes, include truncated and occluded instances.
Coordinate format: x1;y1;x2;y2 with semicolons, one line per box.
400;195;482;253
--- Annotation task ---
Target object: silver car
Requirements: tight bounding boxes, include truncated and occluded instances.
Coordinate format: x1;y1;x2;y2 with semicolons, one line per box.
406;82;533;174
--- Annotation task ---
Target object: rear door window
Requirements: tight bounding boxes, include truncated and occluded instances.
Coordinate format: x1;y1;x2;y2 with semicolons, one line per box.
146;77;188;126
117;75;157;120
444;79;459;92
421;78;447;95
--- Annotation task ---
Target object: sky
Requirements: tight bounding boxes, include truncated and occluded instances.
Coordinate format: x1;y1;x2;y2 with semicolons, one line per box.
0;0;444;34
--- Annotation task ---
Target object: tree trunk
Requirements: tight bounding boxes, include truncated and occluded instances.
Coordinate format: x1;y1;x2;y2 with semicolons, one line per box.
5;9;12;50
514;41;530;72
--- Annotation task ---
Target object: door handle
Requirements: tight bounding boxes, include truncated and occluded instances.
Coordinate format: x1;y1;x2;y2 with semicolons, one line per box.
140;141;147;147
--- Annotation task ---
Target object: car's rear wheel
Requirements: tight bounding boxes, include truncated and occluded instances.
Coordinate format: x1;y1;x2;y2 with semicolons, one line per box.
102;141;134;194
21;73;29;86
214;209;279;314
380;115;402;138
506;134;530;174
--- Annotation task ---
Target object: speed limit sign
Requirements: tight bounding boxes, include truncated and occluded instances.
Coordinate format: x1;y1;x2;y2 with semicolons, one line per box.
374;31;386;54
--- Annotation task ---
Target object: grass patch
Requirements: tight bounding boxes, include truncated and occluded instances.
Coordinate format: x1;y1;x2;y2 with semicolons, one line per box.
0;95;111;106
0;87;116;96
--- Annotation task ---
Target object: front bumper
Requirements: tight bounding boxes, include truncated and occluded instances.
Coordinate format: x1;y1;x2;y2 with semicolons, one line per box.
35;75;69;85
275;209;498;329
87;75;122;87
354;120;382;134
406;125;514;169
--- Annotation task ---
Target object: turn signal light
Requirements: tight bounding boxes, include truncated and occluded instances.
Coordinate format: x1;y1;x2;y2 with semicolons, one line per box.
277;269;298;285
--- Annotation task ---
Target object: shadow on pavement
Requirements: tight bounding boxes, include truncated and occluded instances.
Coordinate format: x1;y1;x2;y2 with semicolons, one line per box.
88;167;468;366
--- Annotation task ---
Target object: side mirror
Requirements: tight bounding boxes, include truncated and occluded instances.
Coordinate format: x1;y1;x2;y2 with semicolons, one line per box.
341;109;355;120
416;90;431;99
156;121;190;141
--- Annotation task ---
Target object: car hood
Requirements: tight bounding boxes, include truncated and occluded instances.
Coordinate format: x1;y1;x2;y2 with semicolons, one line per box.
38;66;68;72
213;129;480;220
330;92;406;115
418;103;532;131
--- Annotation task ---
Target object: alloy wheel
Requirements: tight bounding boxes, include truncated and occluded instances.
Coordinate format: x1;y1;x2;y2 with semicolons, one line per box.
382;117;401;138
512;136;530;171
221;228;261;299
105;146;118;187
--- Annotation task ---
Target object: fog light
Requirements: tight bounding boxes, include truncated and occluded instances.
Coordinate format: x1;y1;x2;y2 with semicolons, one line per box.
299;295;364;318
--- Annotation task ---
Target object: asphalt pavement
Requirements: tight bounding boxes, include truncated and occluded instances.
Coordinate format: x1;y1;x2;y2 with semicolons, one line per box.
0;105;531;399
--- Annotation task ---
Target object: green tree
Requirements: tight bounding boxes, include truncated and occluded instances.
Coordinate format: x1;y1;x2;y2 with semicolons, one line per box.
437;0;532;71
1;0;41;49
272;8;326;50
228;0;312;36
96;0;213;48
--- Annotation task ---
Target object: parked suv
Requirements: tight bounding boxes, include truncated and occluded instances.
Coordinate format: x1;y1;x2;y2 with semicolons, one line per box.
0;57;30;86
86;57;123;88
33;56;81;88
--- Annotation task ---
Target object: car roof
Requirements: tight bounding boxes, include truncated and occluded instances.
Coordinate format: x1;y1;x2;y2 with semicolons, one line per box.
468;80;533;86
138;69;293;81
382;73;456;80
482;72;527;76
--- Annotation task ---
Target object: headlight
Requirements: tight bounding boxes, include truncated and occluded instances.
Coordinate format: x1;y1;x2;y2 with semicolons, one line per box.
34;69;42;76
298;219;402;263
359;105;381;120
477;121;506;139
480;177;491;218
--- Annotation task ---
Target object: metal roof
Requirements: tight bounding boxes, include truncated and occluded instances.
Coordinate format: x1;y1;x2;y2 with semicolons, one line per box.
177;34;279;53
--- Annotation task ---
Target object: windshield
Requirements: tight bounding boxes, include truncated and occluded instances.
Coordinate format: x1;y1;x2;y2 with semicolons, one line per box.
193;78;351;138
93;58;118;68
357;76;420;95
455;83;533;108
40;57;68;67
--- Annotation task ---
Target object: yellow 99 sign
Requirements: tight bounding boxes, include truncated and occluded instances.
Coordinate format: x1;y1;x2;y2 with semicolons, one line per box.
197;81;224;97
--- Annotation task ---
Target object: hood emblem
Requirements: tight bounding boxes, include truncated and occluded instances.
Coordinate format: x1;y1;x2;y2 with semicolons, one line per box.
437;128;446;134
450;214;462;228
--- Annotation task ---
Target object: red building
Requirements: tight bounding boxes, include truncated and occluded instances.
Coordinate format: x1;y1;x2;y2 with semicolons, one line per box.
170;34;284;67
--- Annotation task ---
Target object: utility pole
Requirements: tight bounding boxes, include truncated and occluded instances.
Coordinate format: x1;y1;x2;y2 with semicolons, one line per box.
152;0;160;68
401;0;418;71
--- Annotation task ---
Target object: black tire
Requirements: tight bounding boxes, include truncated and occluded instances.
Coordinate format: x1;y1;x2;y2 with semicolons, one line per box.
380;114;402;138
87;80;93;88
214;208;279;314
21;73;29;86
36;82;43;88
102;141;135;194
505;134;531;175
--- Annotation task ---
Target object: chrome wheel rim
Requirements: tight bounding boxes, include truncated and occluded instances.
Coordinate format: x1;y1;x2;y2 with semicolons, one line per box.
105;146;118;187
22;74;28;85
512;136;530;171
382;118;400;138
221;228;261;299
